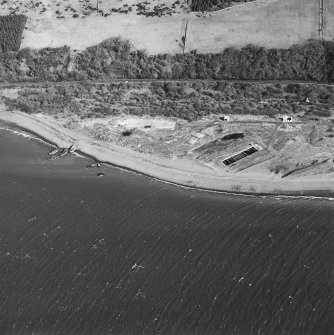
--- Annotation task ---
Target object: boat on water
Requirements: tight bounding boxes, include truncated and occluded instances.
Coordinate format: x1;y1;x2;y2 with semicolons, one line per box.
59;148;68;157
97;172;105;177
69;144;76;154
48;147;59;156
87;163;101;168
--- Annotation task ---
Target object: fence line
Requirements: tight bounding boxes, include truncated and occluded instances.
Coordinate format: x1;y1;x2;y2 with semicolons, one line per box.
319;0;324;40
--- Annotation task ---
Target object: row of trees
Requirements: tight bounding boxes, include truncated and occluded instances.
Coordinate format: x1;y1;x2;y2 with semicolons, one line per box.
1;37;334;83
0;15;27;53
190;0;254;12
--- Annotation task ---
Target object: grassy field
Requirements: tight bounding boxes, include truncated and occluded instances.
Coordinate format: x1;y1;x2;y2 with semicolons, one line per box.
186;0;320;52
16;0;334;55
21;14;188;54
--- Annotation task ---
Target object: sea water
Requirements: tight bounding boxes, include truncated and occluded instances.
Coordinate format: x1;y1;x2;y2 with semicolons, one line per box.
0;125;333;335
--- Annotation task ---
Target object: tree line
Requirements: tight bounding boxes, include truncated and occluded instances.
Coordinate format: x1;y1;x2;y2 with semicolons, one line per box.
0;37;334;83
190;0;255;11
0;15;27;53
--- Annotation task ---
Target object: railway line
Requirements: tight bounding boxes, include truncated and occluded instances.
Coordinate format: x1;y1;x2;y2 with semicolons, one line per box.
1;78;334;88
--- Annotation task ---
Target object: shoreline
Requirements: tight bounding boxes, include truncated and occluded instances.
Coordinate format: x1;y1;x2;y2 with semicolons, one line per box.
1;111;334;198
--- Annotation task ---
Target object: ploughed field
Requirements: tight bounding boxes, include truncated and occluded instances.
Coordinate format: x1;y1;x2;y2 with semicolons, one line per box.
1;81;334;179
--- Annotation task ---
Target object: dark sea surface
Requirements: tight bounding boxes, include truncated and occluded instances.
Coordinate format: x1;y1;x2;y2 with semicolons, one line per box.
0;125;334;335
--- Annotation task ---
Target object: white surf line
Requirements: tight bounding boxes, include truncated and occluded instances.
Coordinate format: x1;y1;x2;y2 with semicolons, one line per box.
0;125;58;148
0;125;39;140
96;158;334;202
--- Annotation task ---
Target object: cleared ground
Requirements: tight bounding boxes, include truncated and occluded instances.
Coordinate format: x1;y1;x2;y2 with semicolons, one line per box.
2;81;333;176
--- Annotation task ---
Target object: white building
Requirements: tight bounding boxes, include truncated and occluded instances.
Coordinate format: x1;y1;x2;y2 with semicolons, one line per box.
220;115;230;122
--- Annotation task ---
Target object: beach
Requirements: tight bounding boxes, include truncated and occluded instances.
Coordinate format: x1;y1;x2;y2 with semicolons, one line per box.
1;109;333;196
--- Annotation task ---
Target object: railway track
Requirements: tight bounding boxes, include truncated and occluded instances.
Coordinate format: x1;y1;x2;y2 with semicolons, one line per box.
1;78;334;88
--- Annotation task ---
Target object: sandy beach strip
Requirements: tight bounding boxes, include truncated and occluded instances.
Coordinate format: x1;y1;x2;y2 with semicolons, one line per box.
1;110;334;196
